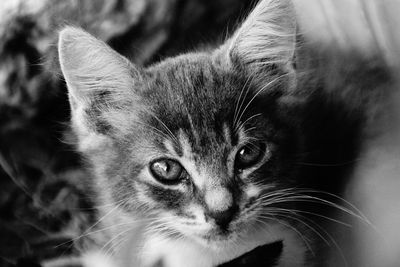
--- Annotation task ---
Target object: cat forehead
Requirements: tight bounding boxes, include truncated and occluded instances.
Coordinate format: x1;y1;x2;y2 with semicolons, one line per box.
147;53;214;73
145;53;243;93
146;58;237;119
134;53;275;156
143;54;249;120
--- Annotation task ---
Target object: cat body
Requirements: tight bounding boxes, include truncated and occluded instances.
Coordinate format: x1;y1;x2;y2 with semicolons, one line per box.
58;0;390;266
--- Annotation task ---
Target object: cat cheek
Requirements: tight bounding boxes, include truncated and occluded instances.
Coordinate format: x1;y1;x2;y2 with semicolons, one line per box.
183;204;207;224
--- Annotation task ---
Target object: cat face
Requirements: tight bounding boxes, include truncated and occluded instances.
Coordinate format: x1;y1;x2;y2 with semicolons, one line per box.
59;0;302;250
110;55;300;244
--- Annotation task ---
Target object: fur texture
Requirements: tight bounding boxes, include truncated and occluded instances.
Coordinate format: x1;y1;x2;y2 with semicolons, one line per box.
58;0;393;266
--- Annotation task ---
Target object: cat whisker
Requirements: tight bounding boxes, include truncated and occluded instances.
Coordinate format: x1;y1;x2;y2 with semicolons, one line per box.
255;192;350;226
145;226;180;243
281;208;351;227
261;208;349;267
100;227;136;257
255;215;315;257
233;74;256;129
82;201;126;233
295;159;361;167
296;213;349;267
150;114;180;146
237;113;262;130
263;209;331;247
286;188;372;224
98;215;163;256
134;121;176;143
110;235;129;257
69;198;134;211
237;126;258;138
55;199;137;251
261;195;368;226
55;217;156;248
255;187;372;227
143;216;181;237
145;223;179;237
235;73;289;131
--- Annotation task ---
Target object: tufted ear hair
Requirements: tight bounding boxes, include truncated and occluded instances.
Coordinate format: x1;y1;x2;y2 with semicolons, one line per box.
217;0;296;73
58;27;142;150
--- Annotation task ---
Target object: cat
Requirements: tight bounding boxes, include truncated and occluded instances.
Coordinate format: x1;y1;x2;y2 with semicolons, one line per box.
57;0;391;266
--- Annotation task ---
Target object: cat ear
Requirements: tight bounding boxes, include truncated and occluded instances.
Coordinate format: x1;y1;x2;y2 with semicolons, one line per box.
58;27;139;109
58;27;141;149
218;0;296;72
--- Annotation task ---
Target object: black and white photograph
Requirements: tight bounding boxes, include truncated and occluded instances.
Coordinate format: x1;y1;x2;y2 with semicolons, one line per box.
1;0;400;266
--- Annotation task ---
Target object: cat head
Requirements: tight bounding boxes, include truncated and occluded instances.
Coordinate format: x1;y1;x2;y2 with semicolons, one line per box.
58;0;303;249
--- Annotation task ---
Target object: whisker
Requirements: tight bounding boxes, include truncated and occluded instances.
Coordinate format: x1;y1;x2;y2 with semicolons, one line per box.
261;195;366;223
239;113;262;129
56;217;156;248
55;200;128;249
235;73;289;129
233;74;257;129
264;209;330;247
150;114;180;146
100;227;135;256
256;187;372;226
295;159;361;167
263;208;348;267
288;188;372;225
134;121;175;143
255;215;315;257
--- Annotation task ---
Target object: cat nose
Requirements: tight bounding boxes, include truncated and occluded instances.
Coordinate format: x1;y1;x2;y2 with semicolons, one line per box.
204;187;238;228
207;204;239;229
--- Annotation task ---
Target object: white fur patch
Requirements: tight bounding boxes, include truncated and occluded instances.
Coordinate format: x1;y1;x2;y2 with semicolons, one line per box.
204;187;233;212
67;220;307;267
174;132;207;189
140;222;306;267
81;251;117;267
245;184;261;198
164;139;179;157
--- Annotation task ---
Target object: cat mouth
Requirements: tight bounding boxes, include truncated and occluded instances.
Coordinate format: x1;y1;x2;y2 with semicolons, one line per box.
202;232;233;242
192;220;260;245
189;229;238;247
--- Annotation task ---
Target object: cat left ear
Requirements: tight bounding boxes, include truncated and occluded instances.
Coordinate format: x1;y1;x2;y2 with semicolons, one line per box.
218;0;296;73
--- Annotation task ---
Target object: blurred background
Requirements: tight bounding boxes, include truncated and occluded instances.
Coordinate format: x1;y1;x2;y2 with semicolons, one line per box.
1;0;400;266
295;1;400;266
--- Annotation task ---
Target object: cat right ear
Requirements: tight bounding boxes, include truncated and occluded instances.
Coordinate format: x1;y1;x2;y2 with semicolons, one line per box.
216;0;296;74
58;27;142;149
58;27;140;110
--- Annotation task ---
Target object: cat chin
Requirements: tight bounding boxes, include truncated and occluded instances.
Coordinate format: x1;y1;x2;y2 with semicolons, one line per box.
175;219;279;251
77;222;305;267
188;232;239;250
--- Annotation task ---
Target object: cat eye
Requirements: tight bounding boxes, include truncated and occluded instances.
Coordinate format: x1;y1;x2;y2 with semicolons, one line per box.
235;142;266;171
149;158;183;184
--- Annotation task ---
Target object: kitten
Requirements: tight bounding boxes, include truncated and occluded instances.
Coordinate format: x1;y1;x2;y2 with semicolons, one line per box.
57;0;389;266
